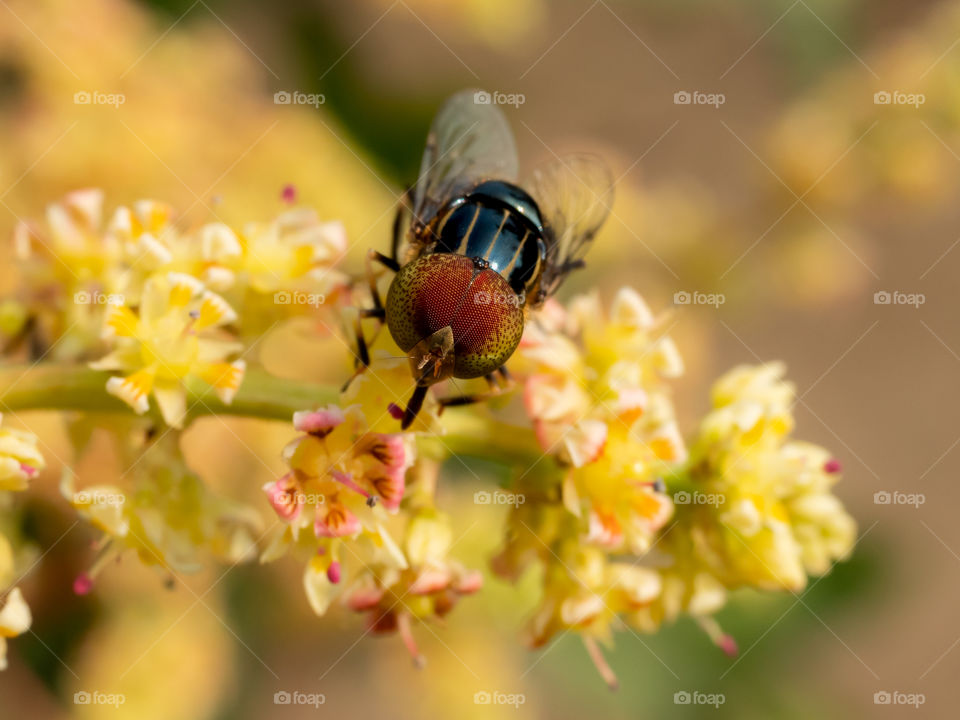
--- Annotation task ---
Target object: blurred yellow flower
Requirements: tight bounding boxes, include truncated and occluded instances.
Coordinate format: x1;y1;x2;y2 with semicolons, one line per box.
0;587;31;671
91;272;245;427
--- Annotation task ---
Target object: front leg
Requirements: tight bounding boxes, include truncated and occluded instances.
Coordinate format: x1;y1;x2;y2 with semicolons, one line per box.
436;368;515;412
344;249;400;391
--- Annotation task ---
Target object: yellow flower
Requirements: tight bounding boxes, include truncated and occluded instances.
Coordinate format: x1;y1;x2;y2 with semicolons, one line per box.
263;402;416;617
0;587;31;671
90;272;245;427
658;363;856;612
234;208;348;295
340;509;482;666
61;434;263;582
508;288;682;576
516;288;684;468
0;415;45;492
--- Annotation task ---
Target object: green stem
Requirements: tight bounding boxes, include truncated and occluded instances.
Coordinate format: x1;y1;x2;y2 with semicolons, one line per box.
0;363;545;467
0;363;338;423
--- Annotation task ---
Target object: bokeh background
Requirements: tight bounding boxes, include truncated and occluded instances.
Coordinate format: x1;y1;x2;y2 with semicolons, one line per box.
0;0;955;716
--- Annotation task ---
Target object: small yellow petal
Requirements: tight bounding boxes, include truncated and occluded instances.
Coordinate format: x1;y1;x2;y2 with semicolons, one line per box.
194;291;237;330
153;383;187;428
199;360;246;404
0;587;31;638
106;369;154;414
103;305;139;338
166;272;203;307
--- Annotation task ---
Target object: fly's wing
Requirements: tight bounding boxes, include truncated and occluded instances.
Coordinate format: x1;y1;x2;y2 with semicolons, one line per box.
410;90;519;241
527;153;613;302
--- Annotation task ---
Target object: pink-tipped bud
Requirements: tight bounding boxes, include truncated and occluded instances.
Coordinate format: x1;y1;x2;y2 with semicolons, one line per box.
326;561;342;584
388;403;404;421
281;184;297;204
824;458;842;474
719;633;738;658
293;406;345;436
73;573;94;596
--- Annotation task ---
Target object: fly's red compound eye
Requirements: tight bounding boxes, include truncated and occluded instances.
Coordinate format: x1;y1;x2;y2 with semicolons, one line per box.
385;254;524;380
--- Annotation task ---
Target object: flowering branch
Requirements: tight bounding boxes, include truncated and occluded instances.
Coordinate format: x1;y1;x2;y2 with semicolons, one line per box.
0;189;856;686
0;363;337;423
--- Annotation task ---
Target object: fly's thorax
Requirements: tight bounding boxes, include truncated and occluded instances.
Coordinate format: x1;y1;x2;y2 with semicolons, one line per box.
385;253;525;382
429;181;546;301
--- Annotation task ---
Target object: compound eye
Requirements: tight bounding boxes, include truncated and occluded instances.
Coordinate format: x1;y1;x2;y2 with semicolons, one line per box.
450;270;524;379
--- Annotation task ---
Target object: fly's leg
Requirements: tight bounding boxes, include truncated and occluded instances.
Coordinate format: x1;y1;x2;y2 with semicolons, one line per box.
343;249;400;391
401;385;429;430
436;368;515;412
392;186;413;264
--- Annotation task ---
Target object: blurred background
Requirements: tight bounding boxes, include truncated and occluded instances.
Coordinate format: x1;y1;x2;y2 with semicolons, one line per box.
0;0;955;716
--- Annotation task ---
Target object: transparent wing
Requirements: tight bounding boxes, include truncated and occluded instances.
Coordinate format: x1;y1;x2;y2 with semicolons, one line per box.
411;89;519;233
527;153;614;300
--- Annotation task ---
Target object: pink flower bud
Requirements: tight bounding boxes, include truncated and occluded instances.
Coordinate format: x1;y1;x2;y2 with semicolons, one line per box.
326;561;341;584
73;573;94;595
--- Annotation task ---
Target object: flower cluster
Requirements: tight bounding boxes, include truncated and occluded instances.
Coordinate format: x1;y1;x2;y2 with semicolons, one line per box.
0;191;857;685
488;292;856;682
7;190;348;365
663;364;857;598
260;385;480;662
0;415;45;669
63;430;263;588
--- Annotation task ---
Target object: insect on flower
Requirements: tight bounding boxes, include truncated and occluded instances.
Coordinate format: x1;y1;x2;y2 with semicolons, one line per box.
350;89;615;428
